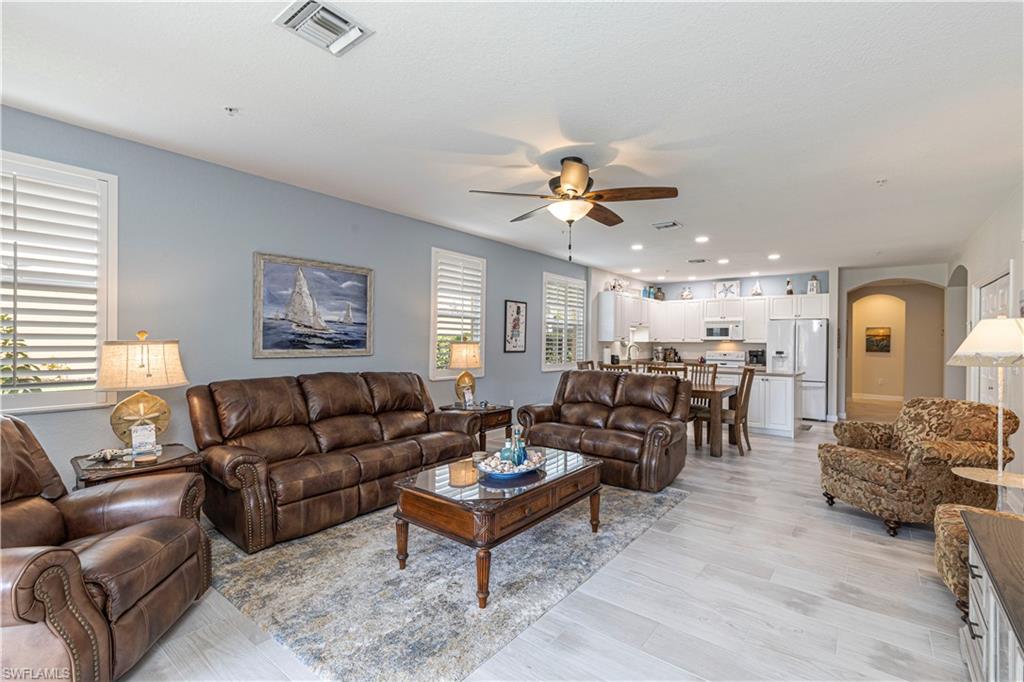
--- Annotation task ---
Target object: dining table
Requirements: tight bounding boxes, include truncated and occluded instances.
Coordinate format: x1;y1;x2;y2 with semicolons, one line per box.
690;383;738;457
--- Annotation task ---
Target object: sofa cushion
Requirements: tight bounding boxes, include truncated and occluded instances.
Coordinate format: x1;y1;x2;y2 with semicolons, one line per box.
1;416;66;502
71;517;200;621
299;372;375;421
607;406;670;434
225;424;319;464
580;428;644;463
378;411;429;440
413;432;475;465
1;496;66;548
310;414;383;451
210;377;310;439
560;371;618;408
342;439;422;482
614;373;678;414
527;423;585;452
269;452;361;504
818;444;907;490
560;403;611;428
363;372;431;413
891;397;1016;456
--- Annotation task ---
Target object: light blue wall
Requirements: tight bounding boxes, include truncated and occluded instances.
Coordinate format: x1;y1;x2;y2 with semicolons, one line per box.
1;107;586;485
658;271;829;300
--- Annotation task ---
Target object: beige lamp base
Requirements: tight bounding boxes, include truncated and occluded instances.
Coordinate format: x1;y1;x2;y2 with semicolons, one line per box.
110;390;171;445
455;370;476;404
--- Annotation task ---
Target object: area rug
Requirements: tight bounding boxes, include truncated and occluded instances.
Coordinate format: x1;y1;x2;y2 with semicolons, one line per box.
209;485;686;681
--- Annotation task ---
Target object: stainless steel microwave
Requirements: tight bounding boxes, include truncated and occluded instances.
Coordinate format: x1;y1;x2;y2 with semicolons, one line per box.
704;321;744;341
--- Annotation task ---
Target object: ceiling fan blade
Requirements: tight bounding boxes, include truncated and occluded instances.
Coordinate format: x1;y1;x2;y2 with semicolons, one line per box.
510;205;552;222
469;190;560;200
585;202;624;227
583;187;678;202
559;157;590;196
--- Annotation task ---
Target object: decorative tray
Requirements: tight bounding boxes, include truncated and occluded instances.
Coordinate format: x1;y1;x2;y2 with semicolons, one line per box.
476;448;545;479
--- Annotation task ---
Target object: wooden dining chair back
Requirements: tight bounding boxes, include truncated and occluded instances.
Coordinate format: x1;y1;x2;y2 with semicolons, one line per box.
685;362;717;387
634;359;666;373
693;365;757;455
598;362;630;372
577;360;595;370
649;366;684;376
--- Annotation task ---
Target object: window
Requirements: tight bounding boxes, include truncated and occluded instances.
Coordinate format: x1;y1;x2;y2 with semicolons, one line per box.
430;248;485;380
1;152;117;412
543;272;586;371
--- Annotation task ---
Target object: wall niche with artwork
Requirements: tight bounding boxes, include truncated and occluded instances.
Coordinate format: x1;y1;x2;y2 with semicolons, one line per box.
865;326;891;353
253;252;373;358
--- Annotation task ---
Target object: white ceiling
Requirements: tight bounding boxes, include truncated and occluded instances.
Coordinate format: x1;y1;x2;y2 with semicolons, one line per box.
3;2;1021;282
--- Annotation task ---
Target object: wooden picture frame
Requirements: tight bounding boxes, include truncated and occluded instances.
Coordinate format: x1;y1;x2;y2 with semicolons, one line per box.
253;252;373;358
504;300;526;353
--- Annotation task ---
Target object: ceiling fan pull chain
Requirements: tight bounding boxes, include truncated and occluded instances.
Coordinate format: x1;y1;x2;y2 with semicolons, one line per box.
567;220;573;262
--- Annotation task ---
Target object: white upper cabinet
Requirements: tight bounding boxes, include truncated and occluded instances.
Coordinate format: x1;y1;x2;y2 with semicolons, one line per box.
742;297;768;342
682;300;703;342
703;298;743;320
769;293;829;319
650;301;684;342
598;292;655;342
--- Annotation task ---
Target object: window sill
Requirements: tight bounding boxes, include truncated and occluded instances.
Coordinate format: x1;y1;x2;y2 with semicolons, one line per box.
1;401;114;417
429;371;486;382
542;366;575;373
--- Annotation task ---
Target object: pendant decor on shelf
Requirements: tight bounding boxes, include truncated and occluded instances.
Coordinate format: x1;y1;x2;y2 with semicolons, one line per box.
785;278;794;295
751;280;763;296
679;287;694;300
807;275;820;295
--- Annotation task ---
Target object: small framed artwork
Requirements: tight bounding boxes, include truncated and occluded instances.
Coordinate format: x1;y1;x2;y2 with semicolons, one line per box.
865;326;891;353
504;300;526;352
714;280;740;299
253;252;373;358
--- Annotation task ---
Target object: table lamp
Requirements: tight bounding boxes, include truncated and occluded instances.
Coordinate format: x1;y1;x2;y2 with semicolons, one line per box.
448;341;481;404
95;330;189;445
947;317;1024;476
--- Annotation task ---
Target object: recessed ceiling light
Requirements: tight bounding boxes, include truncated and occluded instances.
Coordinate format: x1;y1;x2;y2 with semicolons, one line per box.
768;253;781;260
631;268;641;273
750;271;760;276
657;275;666;281
688;276;697;281
717;258;729;265
695;236;709;244
631;243;644;251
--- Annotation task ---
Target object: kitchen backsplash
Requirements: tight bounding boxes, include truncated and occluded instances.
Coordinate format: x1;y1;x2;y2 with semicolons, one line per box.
602;339;764;361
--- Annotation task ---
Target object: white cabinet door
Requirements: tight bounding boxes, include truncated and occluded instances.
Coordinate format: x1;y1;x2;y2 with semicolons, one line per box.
764;377;793;430
747;377;766;428
655;301;683;342
742;297;768;342
683;301;704;342
797;294;829;319
703;299;723;320
614;295;631;340
722;299;743;319
769;296;797;319
597;291;617;342
638;298;651;326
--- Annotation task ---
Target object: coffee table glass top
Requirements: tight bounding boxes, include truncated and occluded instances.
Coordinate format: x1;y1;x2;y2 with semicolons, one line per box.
398;448;598;503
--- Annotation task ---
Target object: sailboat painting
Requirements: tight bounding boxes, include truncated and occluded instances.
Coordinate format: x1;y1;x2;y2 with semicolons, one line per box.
253;253;373;358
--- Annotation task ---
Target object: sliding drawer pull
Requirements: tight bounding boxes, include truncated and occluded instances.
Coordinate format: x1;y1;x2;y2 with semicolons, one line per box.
967;620;983;640
968;563;983;580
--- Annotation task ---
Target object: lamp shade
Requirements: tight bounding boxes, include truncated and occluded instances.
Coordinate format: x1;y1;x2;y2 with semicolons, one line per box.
448;342;481;370
547;199;593;223
95;333;188;391
947;318;1024;367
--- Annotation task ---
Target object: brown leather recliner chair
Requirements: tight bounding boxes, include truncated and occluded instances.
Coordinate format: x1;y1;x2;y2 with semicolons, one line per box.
187;371;480;553
518;370;692;492
1;416;210;682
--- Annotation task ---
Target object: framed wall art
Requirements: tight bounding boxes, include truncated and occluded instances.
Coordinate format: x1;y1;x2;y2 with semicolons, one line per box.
714;280;740;299
253;252;373;358
865;326;891;353
504;300;526;352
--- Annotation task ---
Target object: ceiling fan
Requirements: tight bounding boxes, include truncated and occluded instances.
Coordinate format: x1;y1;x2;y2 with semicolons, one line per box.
469;157;678;260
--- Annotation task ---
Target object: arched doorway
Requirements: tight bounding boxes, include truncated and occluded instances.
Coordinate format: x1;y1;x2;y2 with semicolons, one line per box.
945;265;968;399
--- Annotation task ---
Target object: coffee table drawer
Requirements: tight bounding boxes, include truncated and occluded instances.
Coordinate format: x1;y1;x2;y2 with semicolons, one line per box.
555;468;600;503
495;490;556;534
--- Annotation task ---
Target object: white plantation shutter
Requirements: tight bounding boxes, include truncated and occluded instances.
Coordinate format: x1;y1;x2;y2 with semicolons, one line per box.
543;272;586;371
1;153;116;411
430;248;485;380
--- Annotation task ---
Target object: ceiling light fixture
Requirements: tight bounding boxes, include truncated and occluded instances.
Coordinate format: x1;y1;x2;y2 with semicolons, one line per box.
631;268;641;274
750;271;760;276
631;243;644;251
768;253;781;260
695;235;709;244
657;275;666;281
547;199;593;223
717;258;729;265
688;276;697;281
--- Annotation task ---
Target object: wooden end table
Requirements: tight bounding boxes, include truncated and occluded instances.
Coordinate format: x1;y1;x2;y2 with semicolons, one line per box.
439;403;513;450
71;443;202;490
394;449;601;608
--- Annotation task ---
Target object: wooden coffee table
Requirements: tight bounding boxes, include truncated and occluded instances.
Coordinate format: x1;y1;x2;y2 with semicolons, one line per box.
394;449;601;608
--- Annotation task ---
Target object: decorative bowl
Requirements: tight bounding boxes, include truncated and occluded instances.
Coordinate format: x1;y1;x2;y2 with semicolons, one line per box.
476;448;545;479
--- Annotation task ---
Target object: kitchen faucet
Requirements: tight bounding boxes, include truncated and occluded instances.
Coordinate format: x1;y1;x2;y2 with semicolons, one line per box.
626;343;640;361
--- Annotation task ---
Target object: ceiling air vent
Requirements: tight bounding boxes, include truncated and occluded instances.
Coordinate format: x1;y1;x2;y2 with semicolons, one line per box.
275;1;371;56
688;258;707;264
652;220;682;231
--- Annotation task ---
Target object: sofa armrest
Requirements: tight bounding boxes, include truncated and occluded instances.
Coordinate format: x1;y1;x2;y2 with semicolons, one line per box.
429;410;481;436
833;421;894;449
200;445;273;553
907;439;1015;469
56;472;205;540
638;420;688;492
202;445;268;490
518;404;556;430
1;546;112;682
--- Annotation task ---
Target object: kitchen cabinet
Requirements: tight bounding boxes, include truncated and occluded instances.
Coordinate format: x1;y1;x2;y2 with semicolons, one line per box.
682;300;703;342
597;292;651;342
747;376;765;428
742;297;768;342
746;375;798;437
769;293;829;320
650;301;683;342
703;298;743;321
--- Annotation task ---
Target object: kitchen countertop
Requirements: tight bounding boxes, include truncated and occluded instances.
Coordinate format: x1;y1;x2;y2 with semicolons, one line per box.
655;363;805;378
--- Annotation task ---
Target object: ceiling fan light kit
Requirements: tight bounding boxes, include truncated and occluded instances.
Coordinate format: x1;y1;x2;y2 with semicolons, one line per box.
547;199;592;223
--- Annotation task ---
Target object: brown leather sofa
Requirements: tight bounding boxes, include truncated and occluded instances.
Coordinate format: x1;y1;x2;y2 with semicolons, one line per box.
1;416;210;682
187;371;480;553
518;370;692;492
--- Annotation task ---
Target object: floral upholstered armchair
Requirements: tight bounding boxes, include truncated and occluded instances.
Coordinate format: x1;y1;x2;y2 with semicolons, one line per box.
817;397;1019;536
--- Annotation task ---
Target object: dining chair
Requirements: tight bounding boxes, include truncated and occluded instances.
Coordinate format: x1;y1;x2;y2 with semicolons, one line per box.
686;362;718;448
649;365;684;376
577;360;595;370
634;359;666;373
598;362;630;372
693;365;756;455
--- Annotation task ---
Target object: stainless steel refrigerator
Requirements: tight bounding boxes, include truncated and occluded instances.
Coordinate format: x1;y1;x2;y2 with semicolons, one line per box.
767;318;828;421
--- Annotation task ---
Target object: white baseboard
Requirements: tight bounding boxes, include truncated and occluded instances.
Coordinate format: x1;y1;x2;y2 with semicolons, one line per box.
851;393;904;402
826;414;838;422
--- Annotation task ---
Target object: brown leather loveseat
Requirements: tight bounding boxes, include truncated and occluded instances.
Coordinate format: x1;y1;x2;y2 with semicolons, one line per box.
1;416;210;681
518;370;692;492
187;371;479;553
